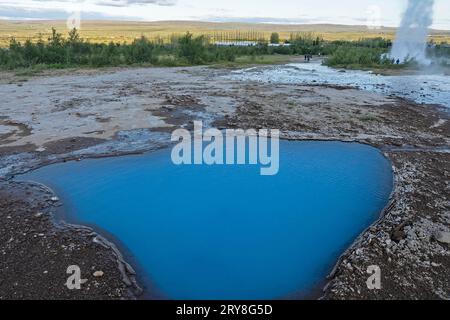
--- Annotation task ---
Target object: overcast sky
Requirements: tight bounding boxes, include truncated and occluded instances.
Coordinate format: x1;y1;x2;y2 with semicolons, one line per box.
1;0;450;30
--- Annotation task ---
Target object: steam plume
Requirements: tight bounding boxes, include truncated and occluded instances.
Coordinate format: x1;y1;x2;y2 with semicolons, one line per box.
390;0;435;65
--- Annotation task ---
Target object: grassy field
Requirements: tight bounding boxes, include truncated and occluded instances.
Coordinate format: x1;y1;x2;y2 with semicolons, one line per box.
1;20;450;47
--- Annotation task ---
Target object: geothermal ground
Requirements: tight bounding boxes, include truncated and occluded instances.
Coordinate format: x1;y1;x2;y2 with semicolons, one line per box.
0;64;449;299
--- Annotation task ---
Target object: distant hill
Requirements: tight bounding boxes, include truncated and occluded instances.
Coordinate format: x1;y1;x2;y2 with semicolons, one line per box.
1;20;449;46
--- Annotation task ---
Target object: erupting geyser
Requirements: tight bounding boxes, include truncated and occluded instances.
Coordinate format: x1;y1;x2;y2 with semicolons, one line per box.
390;0;435;65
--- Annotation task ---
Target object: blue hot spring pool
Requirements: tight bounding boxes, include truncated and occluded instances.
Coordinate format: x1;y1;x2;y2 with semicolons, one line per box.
19;141;393;300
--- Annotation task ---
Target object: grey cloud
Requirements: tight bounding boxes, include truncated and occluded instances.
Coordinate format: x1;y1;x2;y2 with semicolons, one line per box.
31;0;177;6
95;0;177;7
127;0;176;5
0;5;142;20
14;0;178;7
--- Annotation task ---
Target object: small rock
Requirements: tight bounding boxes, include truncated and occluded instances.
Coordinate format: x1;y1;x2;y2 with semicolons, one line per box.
35;212;44;218
391;228;406;242
431;262;441;267
50;196;59;202
35;147;46;153
435;231;450;245
93;271;104;278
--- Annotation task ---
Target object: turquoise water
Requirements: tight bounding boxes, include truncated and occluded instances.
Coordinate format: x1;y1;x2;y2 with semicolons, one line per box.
19;141;393;300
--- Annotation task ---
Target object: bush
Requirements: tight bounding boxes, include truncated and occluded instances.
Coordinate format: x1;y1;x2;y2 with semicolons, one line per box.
270;33;280;44
176;32;208;64
324;47;388;68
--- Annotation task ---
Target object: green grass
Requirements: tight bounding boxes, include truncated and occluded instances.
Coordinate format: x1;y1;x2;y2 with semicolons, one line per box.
323;46;426;70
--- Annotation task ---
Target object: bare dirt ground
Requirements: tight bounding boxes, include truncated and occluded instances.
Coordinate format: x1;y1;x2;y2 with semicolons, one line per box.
0;65;449;300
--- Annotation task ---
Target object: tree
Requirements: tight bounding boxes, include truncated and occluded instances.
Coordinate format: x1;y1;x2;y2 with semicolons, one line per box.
177;32;207;64
68;28;80;44
48;28;63;46
270;32;280;44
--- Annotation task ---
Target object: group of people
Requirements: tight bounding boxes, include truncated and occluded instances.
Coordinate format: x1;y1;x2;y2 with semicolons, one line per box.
304;54;313;62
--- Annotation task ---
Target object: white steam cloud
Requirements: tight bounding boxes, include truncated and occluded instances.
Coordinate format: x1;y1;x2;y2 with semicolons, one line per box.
390;0;435;65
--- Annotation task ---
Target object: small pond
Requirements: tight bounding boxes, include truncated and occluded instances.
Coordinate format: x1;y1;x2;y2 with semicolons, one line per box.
19;140;393;300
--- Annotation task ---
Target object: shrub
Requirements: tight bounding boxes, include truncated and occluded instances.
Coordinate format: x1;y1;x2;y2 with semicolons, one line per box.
270;33;280;44
324;47;387;67
176;32;208;64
